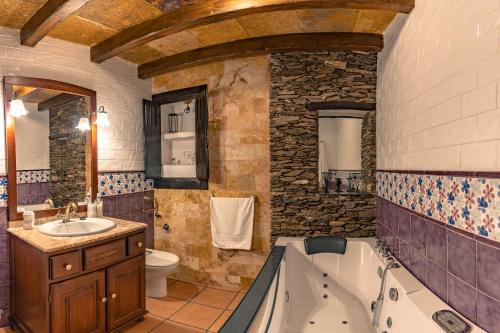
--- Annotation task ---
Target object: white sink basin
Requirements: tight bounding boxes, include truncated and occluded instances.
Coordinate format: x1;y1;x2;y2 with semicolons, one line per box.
38;218;116;237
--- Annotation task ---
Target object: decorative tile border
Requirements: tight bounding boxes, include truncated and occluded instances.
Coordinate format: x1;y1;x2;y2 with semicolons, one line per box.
16;169;50;184
377;171;500;242
98;171;154;197
0;177;7;207
0;171;154;206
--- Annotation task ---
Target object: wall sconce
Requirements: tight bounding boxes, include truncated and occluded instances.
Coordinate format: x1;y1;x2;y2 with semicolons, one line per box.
76;105;110;131
9;99;29;118
75;117;91;131
95;106;110;127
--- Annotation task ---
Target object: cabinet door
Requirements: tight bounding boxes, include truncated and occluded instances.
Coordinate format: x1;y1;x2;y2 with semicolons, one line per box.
51;271;106;333
107;255;146;331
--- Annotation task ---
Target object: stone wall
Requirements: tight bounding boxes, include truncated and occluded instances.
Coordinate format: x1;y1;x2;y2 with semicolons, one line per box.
361;111;376;192
270;51;377;243
49;97;87;207
152;55;270;290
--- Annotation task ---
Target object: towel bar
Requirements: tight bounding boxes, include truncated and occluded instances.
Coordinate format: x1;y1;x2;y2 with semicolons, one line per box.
210;192;258;202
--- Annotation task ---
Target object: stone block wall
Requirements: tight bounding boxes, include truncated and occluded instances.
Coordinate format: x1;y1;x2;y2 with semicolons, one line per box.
48;97;87;207
152;55;271;290
361;111;376;192
270;51;377;243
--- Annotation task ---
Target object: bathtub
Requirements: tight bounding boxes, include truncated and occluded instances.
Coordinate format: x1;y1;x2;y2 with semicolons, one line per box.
241;238;485;333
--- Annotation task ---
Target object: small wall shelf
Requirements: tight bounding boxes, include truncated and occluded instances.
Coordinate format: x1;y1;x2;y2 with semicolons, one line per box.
163;131;195;140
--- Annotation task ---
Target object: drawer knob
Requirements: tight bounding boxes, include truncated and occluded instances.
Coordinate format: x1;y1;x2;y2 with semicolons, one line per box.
111;293;117;299
137;242;143;248
101;297;107;303
65;264;72;271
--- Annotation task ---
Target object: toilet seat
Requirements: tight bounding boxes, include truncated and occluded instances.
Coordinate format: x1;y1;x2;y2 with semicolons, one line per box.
146;248;179;267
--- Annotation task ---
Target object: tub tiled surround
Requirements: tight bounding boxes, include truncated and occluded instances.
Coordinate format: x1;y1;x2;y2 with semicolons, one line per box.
377;172;500;331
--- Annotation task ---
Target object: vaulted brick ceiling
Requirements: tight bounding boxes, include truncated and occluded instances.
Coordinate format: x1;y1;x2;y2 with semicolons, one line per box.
0;0;413;76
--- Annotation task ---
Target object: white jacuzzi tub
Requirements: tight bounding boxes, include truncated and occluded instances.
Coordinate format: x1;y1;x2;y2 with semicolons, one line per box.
248;237;485;333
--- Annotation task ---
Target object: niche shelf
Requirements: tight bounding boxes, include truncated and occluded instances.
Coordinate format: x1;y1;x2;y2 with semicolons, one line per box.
163;131;195;140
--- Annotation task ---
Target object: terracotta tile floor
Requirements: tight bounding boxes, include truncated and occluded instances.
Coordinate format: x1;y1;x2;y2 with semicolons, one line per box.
121;279;246;333
0;279;245;333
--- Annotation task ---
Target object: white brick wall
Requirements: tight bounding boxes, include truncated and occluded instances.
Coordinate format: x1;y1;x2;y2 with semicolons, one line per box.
377;0;500;171
0;27;151;173
15;102;49;170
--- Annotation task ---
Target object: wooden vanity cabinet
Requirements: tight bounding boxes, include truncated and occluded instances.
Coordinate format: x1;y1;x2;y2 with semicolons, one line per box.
10;230;146;333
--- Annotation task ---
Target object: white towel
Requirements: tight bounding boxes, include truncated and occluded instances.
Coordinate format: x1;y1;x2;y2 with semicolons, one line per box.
210;197;254;250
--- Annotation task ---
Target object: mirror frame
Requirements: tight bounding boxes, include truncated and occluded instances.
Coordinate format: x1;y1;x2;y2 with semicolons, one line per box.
3;76;98;221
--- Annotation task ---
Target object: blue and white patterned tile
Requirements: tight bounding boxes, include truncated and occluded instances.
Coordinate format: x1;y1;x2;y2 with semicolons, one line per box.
16;170;50;184
377;171;500;243
0;177;7;207
98;171;154;197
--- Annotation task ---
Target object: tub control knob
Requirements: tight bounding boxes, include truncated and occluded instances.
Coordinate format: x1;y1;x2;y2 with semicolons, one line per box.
389;288;398;301
65;264;72;271
137;242;143;248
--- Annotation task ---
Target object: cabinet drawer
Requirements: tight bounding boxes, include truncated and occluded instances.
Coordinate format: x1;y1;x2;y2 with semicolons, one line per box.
50;251;81;280
128;233;146;257
84;239;126;270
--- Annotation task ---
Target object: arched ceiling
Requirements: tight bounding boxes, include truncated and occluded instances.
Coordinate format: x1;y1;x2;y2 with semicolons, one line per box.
0;0;414;78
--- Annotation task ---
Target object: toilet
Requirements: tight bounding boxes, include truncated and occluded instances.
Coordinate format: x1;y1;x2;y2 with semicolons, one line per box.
145;248;179;297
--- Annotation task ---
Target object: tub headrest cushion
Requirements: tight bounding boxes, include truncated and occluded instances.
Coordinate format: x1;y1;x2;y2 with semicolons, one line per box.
304;236;347;255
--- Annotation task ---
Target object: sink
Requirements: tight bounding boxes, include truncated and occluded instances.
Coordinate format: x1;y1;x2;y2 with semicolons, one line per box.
38;218;116;237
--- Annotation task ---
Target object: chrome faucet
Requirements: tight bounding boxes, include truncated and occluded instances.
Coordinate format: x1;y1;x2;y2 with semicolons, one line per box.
61;202;78;223
372;259;401;327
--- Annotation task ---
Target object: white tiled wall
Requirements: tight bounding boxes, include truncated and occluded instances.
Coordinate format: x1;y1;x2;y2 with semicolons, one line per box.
377;0;500;171
15;102;49;170
0;27;151;173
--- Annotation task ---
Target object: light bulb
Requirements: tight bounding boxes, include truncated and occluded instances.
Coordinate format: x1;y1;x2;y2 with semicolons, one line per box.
9;99;28;118
76;117;91;131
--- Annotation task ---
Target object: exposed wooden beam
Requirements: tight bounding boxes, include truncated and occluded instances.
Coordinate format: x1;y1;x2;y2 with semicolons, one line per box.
13;86;37;98
91;0;414;63
21;0;91;47
38;93;80;111
138;32;383;79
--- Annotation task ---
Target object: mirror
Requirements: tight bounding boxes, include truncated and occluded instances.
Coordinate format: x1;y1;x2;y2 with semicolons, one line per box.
319;109;367;194
4;76;97;221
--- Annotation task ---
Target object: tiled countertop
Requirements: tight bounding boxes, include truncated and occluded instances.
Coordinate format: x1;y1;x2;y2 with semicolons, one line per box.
8;218;146;253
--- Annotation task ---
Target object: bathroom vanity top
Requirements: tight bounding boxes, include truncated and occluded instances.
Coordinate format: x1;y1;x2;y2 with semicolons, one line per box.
8;218;146;253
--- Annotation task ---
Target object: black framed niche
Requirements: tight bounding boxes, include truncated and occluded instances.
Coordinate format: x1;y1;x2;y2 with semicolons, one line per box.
143;85;208;189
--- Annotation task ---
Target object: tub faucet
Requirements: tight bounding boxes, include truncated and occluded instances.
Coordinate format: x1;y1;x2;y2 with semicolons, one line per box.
372;260;400;327
62;202;78;223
